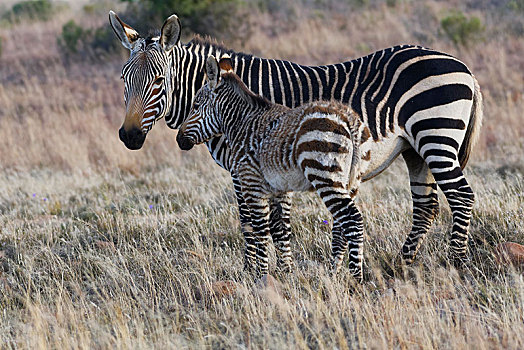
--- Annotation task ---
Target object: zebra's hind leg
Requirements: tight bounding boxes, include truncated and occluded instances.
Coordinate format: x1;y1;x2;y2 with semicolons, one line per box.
427;158;475;263
231;172;256;271
314;184;364;281
269;193;294;272
401;149;440;264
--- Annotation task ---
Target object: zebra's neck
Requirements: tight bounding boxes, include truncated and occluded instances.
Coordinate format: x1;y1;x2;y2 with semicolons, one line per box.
217;82;272;146
166;39;232;129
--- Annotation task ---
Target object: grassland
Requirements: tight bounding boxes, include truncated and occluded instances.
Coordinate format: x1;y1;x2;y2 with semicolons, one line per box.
0;0;523;348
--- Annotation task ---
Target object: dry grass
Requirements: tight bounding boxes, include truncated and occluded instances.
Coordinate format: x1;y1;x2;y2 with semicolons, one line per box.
0;0;523;348
0;161;523;348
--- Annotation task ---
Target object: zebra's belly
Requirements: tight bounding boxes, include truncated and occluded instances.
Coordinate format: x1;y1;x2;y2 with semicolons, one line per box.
262;166;312;193
359;135;411;182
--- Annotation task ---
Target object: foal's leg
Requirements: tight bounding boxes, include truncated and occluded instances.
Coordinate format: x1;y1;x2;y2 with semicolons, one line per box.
313;183;364;281
269;193;294;272
244;193;271;276
231;172;256;270
237;165;272;276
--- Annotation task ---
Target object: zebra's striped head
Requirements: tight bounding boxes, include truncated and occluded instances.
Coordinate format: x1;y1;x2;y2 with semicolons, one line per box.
110;11;180;150
177;55;225;150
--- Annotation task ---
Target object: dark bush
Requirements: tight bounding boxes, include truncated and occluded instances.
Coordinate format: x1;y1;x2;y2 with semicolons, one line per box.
441;10;485;46
57;19;121;60
121;0;252;43
508;0;524;12
58;20;84;53
3;0;56;22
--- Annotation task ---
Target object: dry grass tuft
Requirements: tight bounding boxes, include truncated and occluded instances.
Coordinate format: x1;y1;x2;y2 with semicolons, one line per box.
0;0;523;348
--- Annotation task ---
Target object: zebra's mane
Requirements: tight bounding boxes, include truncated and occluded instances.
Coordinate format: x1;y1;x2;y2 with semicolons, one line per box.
221;72;272;109
144;30;161;46
188;35;255;60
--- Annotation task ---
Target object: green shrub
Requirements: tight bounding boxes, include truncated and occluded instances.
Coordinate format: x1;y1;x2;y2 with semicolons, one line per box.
508;0;524;12
441;10;484;46
121;0;252;42
83;1;115;16
91;26;121;54
59;20;84;53
57;19;121;60
3;0;54;22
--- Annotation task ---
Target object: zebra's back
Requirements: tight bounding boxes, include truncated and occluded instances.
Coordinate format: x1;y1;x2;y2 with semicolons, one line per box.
230;45;478;169
256;101;363;193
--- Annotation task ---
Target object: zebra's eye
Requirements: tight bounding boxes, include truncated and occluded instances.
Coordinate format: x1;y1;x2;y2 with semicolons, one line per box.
154;76;165;85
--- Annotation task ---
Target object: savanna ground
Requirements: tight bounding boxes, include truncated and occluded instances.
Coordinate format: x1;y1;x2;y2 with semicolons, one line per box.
0;0;523;348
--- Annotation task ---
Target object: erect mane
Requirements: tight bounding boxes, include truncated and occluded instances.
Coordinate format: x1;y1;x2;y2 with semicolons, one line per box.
144;30;161;46
189;35;231;53
221;73;272;109
188;35;255;60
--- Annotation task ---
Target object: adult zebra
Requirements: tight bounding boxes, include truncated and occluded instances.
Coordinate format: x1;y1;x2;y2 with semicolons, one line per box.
109;11;482;271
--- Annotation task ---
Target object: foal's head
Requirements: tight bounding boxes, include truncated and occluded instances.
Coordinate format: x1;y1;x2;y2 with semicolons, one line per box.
177;55;270;150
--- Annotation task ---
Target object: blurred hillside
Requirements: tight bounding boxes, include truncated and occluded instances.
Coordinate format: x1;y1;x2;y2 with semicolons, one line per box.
0;0;522;171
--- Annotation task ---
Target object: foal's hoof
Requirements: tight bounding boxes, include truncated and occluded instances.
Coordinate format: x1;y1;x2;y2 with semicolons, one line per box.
243;260;257;274
276;259;295;274
448;251;470;269
382;254;408;280
401;252;416;266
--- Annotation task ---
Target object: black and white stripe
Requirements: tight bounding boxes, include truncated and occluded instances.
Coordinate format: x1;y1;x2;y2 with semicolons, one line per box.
112;12;483;270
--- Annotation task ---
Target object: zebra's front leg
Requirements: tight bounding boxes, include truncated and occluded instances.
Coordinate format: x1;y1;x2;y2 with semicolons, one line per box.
269;193;294;272
401;149;440;264
243;193;272;277
231;172;257;271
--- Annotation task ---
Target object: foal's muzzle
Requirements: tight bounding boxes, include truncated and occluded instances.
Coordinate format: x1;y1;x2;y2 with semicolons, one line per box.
176;132;195;151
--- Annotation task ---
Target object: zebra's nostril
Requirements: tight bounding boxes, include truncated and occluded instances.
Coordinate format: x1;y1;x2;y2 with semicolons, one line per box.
119;127;127;143
176;133;195;151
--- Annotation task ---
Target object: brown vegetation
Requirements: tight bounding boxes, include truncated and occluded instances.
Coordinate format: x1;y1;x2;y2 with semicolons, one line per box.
0;0;523;348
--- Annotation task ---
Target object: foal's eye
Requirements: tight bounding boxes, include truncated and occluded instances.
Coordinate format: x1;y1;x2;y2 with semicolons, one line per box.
154;76;165;84
193;102;200;109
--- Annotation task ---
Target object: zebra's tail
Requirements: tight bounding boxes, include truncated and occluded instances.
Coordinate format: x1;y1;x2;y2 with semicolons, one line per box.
458;75;483;169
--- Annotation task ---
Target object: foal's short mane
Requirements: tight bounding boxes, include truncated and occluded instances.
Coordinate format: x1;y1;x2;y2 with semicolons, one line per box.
221;73;272;109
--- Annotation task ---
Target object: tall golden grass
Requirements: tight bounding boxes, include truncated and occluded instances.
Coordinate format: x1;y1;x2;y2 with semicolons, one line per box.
0;1;523;348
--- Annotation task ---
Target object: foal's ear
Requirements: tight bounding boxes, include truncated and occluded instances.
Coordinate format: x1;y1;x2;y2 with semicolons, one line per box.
219;54;234;75
206;55;220;90
160;14;181;52
109;10;139;50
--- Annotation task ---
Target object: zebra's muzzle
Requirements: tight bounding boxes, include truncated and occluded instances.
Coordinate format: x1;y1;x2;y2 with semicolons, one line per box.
119;127;146;150
176;133;195;151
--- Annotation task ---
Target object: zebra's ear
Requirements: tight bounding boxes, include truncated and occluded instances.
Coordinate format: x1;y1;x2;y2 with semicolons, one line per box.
160;14;181;52
109;10;139;50
206;56;220;90
219;54;233;74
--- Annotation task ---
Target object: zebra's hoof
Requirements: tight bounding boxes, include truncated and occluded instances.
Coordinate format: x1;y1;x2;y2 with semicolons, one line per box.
401;247;417;265
243;260;257;274
448;251;470;269
276;259;295;274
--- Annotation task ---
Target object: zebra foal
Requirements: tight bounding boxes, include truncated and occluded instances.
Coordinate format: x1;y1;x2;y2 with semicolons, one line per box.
178;56;369;279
